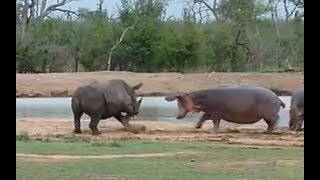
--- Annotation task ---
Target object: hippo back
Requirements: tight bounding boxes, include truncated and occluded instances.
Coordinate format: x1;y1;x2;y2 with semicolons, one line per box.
290;87;304;117
291;87;304;108
191;86;282;122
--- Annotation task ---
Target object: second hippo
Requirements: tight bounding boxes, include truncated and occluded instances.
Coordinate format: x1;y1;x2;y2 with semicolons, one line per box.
165;86;286;133
289;87;304;131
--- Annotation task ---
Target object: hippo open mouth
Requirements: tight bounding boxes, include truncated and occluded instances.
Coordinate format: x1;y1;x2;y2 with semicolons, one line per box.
176;114;185;119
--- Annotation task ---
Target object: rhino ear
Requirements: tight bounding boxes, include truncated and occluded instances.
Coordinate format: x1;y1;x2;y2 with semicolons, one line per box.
138;97;143;103
133;83;143;90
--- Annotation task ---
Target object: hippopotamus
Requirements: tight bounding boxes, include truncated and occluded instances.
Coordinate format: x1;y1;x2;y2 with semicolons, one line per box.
165;86;286;133
71;79;143;135
289;87;304;131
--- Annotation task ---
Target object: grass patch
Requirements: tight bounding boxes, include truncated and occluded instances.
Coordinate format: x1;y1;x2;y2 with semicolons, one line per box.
109;141;122;147
16;132;31;141
16;139;304;179
16;140;197;155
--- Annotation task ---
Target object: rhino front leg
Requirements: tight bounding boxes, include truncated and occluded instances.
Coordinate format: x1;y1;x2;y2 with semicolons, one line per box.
114;114;133;130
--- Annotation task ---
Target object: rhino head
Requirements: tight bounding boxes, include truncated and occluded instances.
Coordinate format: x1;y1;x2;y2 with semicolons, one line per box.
127;82;143;116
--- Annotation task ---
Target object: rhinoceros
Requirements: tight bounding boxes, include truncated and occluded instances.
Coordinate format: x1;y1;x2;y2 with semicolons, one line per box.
71;79;143;135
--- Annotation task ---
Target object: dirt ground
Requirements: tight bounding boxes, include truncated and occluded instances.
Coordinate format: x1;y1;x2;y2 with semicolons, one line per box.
16;118;304;147
16;152;190;162
16;71;304;97
16;71;304;148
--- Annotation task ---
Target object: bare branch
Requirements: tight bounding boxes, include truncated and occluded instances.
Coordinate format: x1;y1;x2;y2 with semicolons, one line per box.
52;8;79;17
197;3;203;23
269;0;282;68
27;0;36;23
106;21;138;71
283;0;297;21
187;3;197;22
234;29;242;44
35;0;39;17
228;26;253;66
16;54;30;62
97;0;104;13
40;0;47;17
212;0;219;20
251;27;265;69
20;0;30;40
194;0;220;21
40;0;77;19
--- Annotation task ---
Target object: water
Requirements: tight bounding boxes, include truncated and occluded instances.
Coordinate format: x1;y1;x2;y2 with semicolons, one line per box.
16;96;292;127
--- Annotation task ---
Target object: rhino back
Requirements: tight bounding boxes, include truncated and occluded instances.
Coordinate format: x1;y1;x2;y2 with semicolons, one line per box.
72;85;106;113
98;82;133;113
110;79;136;99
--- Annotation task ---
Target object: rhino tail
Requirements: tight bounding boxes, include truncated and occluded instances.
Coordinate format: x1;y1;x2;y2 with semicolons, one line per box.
280;99;286;108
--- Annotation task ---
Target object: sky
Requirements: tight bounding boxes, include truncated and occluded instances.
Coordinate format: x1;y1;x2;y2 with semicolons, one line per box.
47;0;299;20
51;0;186;19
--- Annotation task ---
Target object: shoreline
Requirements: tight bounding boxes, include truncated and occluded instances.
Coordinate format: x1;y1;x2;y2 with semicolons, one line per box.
16;71;304;98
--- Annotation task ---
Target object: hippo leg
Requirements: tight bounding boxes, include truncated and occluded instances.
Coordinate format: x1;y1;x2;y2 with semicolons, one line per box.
264;115;279;134
73;111;83;134
294;116;304;131
89;116;101;135
212;119;221;133
289;117;298;131
195;113;211;129
289;119;296;130
114;114;133;131
288;108;296;130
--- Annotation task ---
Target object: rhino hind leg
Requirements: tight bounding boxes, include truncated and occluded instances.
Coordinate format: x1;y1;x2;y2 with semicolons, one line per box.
89;116;101;135
73;111;83;134
264;115;279;134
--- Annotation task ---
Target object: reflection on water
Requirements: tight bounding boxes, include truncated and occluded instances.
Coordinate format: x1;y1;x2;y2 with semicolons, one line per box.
16;96;294;127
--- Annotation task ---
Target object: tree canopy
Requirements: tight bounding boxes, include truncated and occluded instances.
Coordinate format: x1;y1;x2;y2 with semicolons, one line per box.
16;0;304;73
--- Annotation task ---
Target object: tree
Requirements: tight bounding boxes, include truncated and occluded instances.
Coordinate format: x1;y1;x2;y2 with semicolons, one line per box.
16;0;304;73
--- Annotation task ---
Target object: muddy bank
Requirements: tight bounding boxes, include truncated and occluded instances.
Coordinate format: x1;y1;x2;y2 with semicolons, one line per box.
16;71;304;98
16;118;304;147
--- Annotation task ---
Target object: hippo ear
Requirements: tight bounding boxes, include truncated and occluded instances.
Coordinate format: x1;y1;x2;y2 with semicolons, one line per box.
133;83;143;90
177;94;195;111
164;94;180;102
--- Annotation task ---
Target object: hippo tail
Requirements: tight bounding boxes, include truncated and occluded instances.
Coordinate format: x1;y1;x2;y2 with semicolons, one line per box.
279;99;286;109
